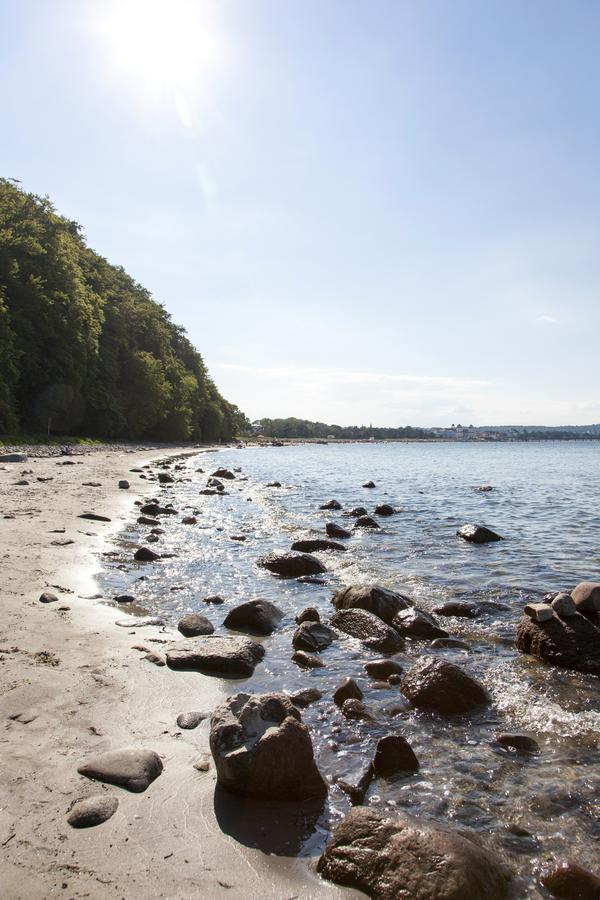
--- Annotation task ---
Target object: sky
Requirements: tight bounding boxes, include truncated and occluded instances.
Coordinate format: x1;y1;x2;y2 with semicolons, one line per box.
1;0;599;427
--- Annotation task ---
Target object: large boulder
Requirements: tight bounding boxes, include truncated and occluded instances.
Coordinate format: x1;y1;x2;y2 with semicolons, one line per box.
291;539;346;553
209;692;327;800
571;582;600;614
392;607;449;640
292;622;336;652
257;552;326;578
223;599;284;636
457;524;503;544
177;613;215;637
516;610;600;676
372;734;419;776
332;584;412;624
354;515;380;529
401;657;490;714
330;608;404;653
166;635;265;677
326;522;352;539
317;807;511;899
77;748;162;793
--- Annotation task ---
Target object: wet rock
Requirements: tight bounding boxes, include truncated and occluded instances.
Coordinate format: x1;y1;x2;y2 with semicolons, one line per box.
290;688;323;708
457;524;503;543
496;733;540;754
434;601;479;618
474;484;494;492
258;552;326;578
402;657;490;714
317;807;511;899
166;635;265;677
177;613;215;637
295;607;320;624
266;480;282;487
333;677;363;707
374;504;395;517
118;480;130;489
341;699;376;721
326;522;351;539
571;581;600;613
134;546;160;562
77;748;163;793
211;468;235;479
540;859;600;900
292;650;325;669
292;621;335;652
78;512;111;522
158;472;174;484
39;591;60;604
364;658;404;679
332;584;412;623
181;516;197;525
354;515;380;529
362;480;376;488
551;592;578;617
330;608;404;652
524;602;554;623
291;538;346;553
516;611;600;676
373;734;419;776
209;692;327;800
336;767;374;805
393;607;449;640
223;599;283;636
432;637;470;650
15;479;29;485
207;477;224;489
146;534;159;543
204;594;225;605
140;503;177;516
388;673;402;685
176;710;207;729
67;795;119;828
137;516;159;526
297;575;327;585
0;453;27;462
199;488;218;495
320;499;342;510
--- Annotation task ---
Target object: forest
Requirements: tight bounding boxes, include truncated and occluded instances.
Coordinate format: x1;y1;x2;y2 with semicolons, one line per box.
254;417;434;440
0;179;248;441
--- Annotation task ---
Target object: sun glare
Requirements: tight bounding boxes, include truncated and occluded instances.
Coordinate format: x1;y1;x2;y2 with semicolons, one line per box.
100;0;225;92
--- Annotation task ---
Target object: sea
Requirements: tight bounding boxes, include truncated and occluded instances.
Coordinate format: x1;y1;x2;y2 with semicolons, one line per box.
100;440;600;891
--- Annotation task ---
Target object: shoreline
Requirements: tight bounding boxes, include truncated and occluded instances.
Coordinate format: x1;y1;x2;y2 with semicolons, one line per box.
0;445;355;899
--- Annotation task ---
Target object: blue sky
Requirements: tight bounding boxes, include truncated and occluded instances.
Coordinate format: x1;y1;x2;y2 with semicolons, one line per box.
2;0;599;426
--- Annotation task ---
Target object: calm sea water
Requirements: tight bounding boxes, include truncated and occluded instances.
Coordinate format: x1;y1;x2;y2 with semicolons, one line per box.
101;441;600;892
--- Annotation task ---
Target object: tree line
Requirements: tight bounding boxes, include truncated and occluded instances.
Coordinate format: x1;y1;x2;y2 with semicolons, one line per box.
254;417;434;440
0;179;249;441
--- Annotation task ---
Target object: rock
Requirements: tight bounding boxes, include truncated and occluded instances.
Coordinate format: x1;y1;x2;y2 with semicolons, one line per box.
211;468;235;479
137;516;159;526
336;767;374;805
362;480;376;488
158;472;174;484
354;515;380;529
290;688;323;708
402;657;490;714
432;637;470;650
67;795;119;828
474;484;494;492
140;503;177;516
295;607;320;624
115;616;164;628
340;699;375;721
343;506;368;517
258;552;326;578
204;594;225;605
166;635;265;677
292;650;325;669
181;516;197;525
540;859;600;900
146;534;159;543
332;584;412;623
388;673;402;685
317;807;511;900
193;755;211;772
177;614;215;637
333;677;363;707
524;602;554;623
77;748;163;793
374;504;395;516
364;658;404;679
176;710;207;729
118;480;130;489
320;499;342;510
209;692;327;800
199;488;218;495
292;622;335;652
134;546;160;562
291;539;346;553
79;512;111;522
516;612;600;676
434;601;479;618
144;651;166;666
266;480;282;487
39;591;59;604
223;599;283;636
115;595;135;604
230;534;247;541
207;477;224;489
571;582;600;613
0;453;27;462
373;734;419;776
551;593;578;617
297;576;327;585
393;607;449;640
330;608;404;652
496;733;540;754
326;522;351;538
457;524;503;543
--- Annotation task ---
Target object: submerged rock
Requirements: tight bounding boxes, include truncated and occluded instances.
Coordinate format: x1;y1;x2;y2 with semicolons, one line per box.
330;608;404;652
134;546;160;562
540;859;600;900
292;650;325;669
393;607;449;640
320;499;342;510
435;601;479;618
177;613;215;637
401;657;490;714
516;610;600;676
67;795;119;828
496;733;540;754
374;503;395;516
77;748;163;793
362;480;376;488
326;522;352;539
257;552;326;578
457;524;503;544
317;807;511;899
211;468;235;479
332;584;412;623
223;599;284;636
209;692;327;800
354;515;380;529
292;621;336;652
166;635;265;677
291;538;346;553
333;677;363;707
343;506;368;518
290;688;323;708
373;734;419;776
364;658;404;679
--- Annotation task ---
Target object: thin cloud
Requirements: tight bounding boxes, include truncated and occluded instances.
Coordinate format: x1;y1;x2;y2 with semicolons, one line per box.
536;314;559;324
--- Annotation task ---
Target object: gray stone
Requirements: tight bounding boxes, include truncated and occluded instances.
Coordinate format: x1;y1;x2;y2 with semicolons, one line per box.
258;552;326;577
332;584;412;623
292;621;335;652
166;635;265;677
551;592;578;617
330;608;404;652
393;607;449;640
402;657;490;715
571;581;600;613
0;453;27;462
39;591;59;604
516;611;600;676
176;710;207;729
524;602;554;623
223;599;283;636
67;794;119;828
177;613;215;637
457;524;503;543
115;616;164;628
77;748;163;792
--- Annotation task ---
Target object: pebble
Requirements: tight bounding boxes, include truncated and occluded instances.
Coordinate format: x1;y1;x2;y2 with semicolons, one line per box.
176;711;207;729
39;591;60;604
67;795;119;828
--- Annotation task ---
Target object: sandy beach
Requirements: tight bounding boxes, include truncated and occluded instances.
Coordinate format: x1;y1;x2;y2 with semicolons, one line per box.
0;446;355;900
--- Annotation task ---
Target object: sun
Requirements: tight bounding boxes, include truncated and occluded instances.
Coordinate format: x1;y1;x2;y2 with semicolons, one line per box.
100;0;225;92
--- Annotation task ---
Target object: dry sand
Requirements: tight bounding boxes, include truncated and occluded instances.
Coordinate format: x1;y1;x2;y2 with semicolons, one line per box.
0;447;357;899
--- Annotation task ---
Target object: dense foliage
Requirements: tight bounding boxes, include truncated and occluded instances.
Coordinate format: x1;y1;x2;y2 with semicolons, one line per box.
0;179;248;441
254;417;434;440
